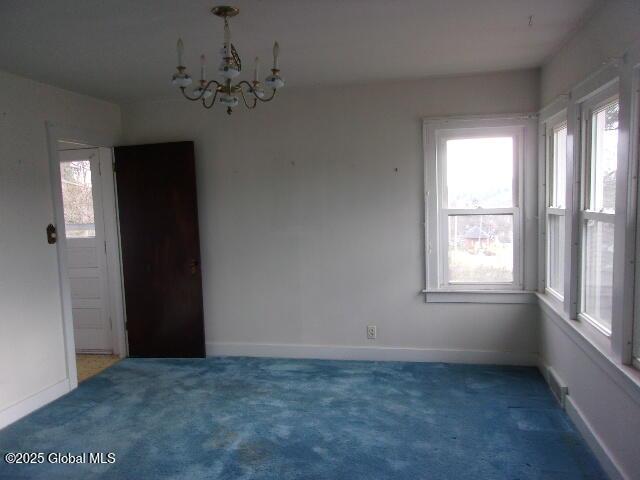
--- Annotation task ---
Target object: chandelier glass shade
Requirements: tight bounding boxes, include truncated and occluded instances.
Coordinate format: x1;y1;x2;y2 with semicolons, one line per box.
171;5;284;115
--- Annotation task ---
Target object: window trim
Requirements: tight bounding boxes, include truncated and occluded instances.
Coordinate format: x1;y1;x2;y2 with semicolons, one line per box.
423;114;536;299
631;64;640;366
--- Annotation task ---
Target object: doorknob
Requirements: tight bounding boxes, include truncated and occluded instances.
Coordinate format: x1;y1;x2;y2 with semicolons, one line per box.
189;259;200;274
46;224;57;244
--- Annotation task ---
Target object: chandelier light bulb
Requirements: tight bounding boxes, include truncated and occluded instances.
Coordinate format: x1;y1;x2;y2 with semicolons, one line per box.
273;42;279;70
177;38;184;66
254;57;260;83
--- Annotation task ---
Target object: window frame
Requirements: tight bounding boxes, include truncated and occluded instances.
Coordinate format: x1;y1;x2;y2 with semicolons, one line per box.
424;115;535;296
577;88;620;336
544;114;568;301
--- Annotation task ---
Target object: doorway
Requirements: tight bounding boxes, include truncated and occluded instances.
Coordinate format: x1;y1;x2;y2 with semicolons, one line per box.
56;140;126;382
58;147;112;353
47;124;127;388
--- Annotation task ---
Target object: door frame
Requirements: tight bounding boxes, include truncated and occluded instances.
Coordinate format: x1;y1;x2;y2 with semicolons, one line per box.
46;122;127;389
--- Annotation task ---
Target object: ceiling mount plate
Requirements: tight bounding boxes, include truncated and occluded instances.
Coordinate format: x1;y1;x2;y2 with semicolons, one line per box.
211;6;240;18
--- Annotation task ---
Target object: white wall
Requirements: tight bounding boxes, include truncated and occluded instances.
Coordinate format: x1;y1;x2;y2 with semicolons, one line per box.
539;312;640;480
539;1;640;478
541;0;640;105
0;71;121;421
121;69;540;363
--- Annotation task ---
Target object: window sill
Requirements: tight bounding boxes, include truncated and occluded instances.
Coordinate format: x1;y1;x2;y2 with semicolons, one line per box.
537;293;640;406
422;290;537;304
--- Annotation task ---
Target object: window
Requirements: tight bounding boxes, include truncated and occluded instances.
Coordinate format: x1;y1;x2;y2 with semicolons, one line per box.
579;97;619;334
60;160;96;238
425;118;529;293
546;120;567;298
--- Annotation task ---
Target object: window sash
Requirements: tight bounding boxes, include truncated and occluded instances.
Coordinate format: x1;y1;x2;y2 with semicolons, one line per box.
438;209;520;289
437;127;522;210
579;214;615;335
582;96;619;213
548;122;567;209
576;87;619;338
546;210;565;299
543;111;568;300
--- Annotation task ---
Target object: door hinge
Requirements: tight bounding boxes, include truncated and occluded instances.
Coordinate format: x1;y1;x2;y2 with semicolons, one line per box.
104;240;107;254
98;161;102;176
109;317;113;330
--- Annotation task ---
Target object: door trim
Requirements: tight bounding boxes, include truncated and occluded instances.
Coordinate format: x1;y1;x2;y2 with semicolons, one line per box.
46;122;127;390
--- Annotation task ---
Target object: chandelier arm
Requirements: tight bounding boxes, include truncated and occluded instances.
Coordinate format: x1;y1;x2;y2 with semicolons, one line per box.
180;87;204;102
237;83;258;109
237;80;276;103
202;89;220;109
180;80;223;101
205;80;223;91
255;89;277;103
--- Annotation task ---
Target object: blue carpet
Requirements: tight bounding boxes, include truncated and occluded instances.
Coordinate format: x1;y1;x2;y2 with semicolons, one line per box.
0;357;606;479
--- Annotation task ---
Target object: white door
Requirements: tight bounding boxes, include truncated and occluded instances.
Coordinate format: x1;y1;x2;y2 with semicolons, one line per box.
59;148;112;353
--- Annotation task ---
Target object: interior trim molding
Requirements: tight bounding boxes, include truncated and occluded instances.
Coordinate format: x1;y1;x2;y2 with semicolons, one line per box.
0;379;70;431
565;396;627;480
206;342;538;366
422;290;537;304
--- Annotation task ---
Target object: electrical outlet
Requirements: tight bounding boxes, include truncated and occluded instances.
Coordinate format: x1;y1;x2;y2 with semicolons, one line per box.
367;325;377;340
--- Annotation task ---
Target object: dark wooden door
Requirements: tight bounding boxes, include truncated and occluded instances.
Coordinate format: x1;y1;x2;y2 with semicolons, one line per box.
114;141;205;357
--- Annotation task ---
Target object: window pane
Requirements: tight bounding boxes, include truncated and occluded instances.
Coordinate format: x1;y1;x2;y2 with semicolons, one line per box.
582;220;614;331
590;101;618;213
60;160;96;238
448;214;513;283
551;125;567;208
446;137;513;208
546;214;565;296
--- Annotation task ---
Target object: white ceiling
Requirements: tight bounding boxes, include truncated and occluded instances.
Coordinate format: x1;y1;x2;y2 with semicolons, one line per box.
0;0;598;102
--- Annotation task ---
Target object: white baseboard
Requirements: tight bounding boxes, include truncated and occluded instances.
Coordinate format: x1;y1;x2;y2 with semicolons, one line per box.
538;360;625;479
206;342;538;366
565;396;627;480
0;379;70;431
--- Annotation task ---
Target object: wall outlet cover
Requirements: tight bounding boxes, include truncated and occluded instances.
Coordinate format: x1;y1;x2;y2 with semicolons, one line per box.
367;325;377;339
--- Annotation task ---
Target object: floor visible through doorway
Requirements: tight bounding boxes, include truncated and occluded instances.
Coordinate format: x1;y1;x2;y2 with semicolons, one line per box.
76;354;120;382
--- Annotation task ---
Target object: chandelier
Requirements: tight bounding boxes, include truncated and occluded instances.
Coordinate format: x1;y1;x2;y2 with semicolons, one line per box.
171;5;285;115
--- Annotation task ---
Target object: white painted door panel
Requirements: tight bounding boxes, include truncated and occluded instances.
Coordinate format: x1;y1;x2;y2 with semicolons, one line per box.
60;149;112;353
